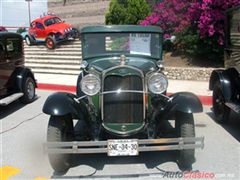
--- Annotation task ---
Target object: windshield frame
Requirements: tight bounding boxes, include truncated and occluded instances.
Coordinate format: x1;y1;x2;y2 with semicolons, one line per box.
81;32;163;60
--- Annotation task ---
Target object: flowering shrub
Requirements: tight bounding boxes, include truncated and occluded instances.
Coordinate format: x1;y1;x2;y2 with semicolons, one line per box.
140;0;240;61
141;0;190;36
141;0;240;45
189;0;240;45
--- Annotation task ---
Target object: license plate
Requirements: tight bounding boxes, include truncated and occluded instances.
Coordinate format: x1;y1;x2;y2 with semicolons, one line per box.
107;139;139;156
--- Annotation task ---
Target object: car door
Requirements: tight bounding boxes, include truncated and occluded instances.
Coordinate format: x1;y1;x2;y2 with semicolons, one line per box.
4;38;23;94
35;22;46;42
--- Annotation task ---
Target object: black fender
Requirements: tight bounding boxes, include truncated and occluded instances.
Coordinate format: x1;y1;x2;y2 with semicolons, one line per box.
8;67;37;92
153;92;202;132
169;92;203;113
209;69;233;101
42;92;90;121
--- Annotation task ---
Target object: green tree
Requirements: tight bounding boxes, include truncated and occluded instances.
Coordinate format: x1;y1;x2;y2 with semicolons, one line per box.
105;0;150;25
16;27;26;34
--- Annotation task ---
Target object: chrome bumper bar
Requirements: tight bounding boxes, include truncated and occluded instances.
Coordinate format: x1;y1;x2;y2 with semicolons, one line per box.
44;137;204;154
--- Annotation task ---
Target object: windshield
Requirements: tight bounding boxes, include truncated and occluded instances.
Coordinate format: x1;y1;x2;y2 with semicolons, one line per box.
82;32;162;59
44;17;62;26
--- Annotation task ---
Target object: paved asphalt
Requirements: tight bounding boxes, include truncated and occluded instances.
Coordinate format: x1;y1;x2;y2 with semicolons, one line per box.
0;90;240;180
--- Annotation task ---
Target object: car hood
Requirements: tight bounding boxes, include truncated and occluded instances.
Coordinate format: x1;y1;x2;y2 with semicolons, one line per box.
88;56;157;74
46;23;72;33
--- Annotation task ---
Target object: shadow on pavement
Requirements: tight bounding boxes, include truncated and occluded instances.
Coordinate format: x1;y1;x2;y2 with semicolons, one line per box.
0;100;26;119
52;151;178;179
0;96;39;119
206;110;240;142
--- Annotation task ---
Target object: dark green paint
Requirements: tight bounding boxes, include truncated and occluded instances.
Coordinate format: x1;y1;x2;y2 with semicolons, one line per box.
88;56;157;74
92;95;99;109
81;25;163;34
105;67;142;77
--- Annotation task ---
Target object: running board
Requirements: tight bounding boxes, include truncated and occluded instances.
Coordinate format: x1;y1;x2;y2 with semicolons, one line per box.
0;93;24;106
225;102;240;114
44;137;204;154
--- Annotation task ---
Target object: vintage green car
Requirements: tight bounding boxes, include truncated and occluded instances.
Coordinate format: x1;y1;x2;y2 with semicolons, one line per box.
43;25;204;173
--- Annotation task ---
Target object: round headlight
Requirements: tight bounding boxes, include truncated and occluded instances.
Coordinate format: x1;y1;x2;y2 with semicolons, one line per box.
148;73;168;94
80;74;101;96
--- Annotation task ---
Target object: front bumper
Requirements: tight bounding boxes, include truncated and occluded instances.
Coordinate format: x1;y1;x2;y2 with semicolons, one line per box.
57;31;76;42
44;137;204;154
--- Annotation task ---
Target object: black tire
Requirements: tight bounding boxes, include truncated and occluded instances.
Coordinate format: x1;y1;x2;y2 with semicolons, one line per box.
175;111;195;170
47;115;74;173
72;28;79;39
46;36;56;49
212;84;230;123
25;36;32;46
19;77;36;104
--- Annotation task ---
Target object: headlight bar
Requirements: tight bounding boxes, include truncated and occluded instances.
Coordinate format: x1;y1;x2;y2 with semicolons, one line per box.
74;89;172;103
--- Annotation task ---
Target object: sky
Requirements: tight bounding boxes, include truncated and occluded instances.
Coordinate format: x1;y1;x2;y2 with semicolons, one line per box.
0;0;48;30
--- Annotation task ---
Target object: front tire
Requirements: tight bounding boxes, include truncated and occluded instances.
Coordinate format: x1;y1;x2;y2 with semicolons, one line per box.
19;77;36;104
47;115;74;173
212;84;230;123
46;36;56;49
72;28;79;39
176;112;195;170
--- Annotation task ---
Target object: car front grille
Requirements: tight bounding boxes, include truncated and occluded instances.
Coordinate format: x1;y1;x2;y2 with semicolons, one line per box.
103;75;144;123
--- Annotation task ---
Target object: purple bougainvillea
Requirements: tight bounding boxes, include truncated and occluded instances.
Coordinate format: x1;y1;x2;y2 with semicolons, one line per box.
140;0;240;45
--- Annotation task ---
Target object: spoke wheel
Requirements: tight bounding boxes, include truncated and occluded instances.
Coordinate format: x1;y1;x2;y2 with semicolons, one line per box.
213;84;230;123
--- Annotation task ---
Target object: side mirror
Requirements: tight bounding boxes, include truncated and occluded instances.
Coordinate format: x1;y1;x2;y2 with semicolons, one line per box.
164;35;176;43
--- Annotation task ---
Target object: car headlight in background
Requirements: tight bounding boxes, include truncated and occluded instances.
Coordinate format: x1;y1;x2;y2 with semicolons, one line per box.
148;72;168;94
80;74;101;96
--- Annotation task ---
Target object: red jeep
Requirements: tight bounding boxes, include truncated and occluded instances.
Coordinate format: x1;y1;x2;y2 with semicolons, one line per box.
25;15;79;49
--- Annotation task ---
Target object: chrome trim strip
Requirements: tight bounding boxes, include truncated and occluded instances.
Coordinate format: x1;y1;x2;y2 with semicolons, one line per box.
101;90;145;95
101;65;146;122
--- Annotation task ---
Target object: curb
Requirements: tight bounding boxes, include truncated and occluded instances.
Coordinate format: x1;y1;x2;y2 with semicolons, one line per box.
37;83;212;106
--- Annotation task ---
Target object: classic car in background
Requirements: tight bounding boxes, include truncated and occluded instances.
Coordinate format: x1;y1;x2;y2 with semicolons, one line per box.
0;32;36;106
24;14;79;49
43;25;204;173
209;6;240;123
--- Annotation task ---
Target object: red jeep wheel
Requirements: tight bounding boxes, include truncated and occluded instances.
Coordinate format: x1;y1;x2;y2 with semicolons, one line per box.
46;36;56;49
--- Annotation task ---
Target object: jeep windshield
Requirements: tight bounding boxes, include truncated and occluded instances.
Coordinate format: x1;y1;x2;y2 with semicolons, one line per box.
82;33;162;59
44;17;62;26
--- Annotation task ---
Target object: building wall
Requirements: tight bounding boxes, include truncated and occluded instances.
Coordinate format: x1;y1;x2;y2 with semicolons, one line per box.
48;0;110;29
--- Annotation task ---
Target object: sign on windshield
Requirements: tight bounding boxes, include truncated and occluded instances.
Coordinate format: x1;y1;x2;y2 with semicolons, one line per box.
129;33;151;56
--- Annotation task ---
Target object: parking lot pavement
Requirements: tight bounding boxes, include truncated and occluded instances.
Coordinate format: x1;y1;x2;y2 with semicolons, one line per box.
1;89;240;180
